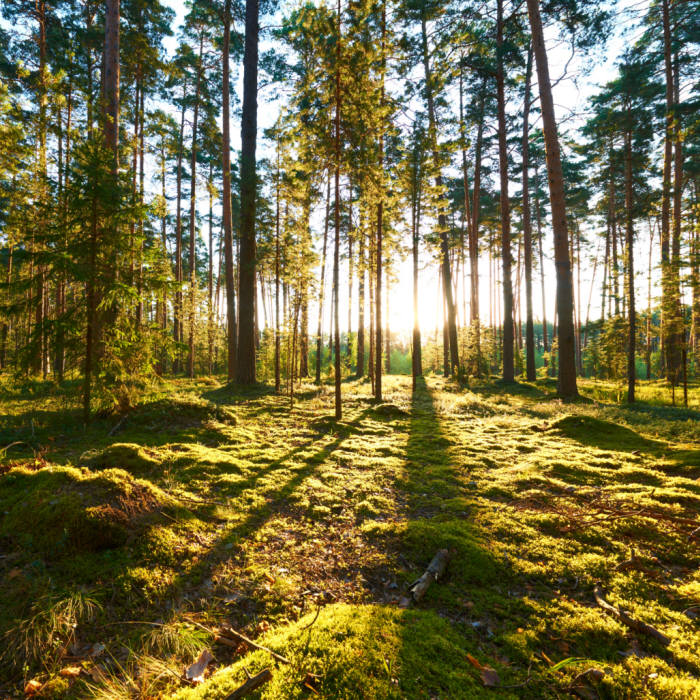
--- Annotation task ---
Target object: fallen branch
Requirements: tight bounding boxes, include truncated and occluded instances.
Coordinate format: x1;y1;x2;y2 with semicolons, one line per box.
220;625;291;665
615;549;666;577
108;415;128;436
593;583;670;646
224;668;273;700
402;548;453;605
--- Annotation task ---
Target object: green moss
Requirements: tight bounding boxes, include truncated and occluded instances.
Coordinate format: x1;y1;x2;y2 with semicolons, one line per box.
1;375;699;698
172;604;513;700
80;442;162;474
0;465;170;555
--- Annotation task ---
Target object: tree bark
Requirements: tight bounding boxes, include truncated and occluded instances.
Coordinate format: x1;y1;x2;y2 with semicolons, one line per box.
316;174;331;383
187;32;204;378
624;130;636;402
333;0;342;418
525;0;578;397
236;0;259;384
222;0;237;380
420;12;459;375
522;44;535;381
496;0;515;383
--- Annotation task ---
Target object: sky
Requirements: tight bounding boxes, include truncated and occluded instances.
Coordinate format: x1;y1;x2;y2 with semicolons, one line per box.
160;0;653;340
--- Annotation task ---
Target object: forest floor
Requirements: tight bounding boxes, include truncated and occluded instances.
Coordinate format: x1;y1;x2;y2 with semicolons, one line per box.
0;374;699;699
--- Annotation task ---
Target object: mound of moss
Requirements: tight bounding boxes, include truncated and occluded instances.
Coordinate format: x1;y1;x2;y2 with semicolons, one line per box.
548;414;658;451
131;395;237;431
0;465;171;555
171;603;503;699
80;442;162;474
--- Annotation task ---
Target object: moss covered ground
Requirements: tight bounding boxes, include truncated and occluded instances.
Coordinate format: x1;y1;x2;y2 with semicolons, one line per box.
0;375;698;698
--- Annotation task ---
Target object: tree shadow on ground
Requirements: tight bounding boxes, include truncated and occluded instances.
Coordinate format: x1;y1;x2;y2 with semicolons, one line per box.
368;376;542;696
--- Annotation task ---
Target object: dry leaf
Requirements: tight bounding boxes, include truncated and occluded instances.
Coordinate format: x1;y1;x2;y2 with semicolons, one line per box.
184;649;214;684
24;680;43;695
480;667;500;687
466;653;483;670
466;654;500;687
59;666;82;677
8;568;23;579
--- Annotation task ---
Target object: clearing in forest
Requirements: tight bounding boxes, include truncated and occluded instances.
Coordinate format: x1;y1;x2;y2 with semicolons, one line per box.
0;376;699;698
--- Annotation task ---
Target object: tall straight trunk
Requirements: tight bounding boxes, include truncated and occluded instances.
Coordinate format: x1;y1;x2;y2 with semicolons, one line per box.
369;240;375;390
412;149;423;385
583;241;600;351
316;175;331;383
660;0;679;383
611;179;620;316
375;1;386;402
84;195;99;422
174;84;187;369
222;0;237;380
300;189;311;378
32;0;48;376
646;219;654;380
458;57;472;330
104;0;120;168
274;140;281;392
187;33;204;378
236;0;259;384
137;81;145;326
347;187;353;359
385;279;390;373
496;0;514;383
208;164;214;374
522;43;535;381
692;183;700;363
525;0;578;397
470;82;486;373
0;246;13;369
420;13;459;375
333;0;342;419
624;130;636;402
534;164;548;360
671;49;684;380
601;209;610;322
357;224;366;377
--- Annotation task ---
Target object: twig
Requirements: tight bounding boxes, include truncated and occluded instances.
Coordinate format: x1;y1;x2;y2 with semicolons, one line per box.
224;668;273;699
108;415;128;436
220;625;291;665
593;583;670;646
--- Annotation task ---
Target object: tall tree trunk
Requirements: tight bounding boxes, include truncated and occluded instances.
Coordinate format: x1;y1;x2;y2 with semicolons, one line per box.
222;0;237;380
375;1;386;402
333;0;342;418
522;42;535;381
624;129;636;402
534;163;548;362
469;82;485;373
347;190;353;360
274;139;281;393
420;12;459;375
496;0;515;382
646;219;654;380
174;84;187;371
412;147;422;386
525;0;578;397
316;175;331;383
357;222;366;378
660;0;679;384
187;33;204;378
236;0;259;384
208;164;214;375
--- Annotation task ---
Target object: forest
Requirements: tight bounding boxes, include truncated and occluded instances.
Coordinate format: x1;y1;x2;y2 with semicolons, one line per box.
0;0;699;697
